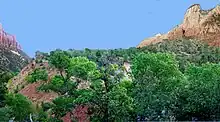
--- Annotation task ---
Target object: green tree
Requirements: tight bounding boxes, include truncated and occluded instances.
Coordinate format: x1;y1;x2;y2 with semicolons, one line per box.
177;63;220;120
49;50;71;80
47;54;133;121
5;93;33;121
72;63;133;121
0;72;13;107
0;72;13;121
51;97;74;119
0;107;11;122
107;83;133;121
67;57;97;81
132;53;185;121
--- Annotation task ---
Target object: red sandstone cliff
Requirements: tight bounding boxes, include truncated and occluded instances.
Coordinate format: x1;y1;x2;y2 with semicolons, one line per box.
0;23;29;73
138;4;220;47
0;23;21;50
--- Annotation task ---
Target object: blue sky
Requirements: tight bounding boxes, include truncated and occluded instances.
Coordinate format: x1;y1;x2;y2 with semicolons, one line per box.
0;0;219;56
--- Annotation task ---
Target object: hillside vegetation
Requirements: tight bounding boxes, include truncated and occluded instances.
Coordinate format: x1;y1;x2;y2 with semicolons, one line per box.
1;39;220;121
0;47;29;73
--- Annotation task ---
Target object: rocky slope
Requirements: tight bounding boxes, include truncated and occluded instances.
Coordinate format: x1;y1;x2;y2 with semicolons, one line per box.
138;4;220;47
0;24;30;72
9;59;90;122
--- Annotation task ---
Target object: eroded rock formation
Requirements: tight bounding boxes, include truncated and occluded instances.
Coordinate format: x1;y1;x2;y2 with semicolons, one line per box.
0;23;21;50
0;23;29;72
138;4;220;47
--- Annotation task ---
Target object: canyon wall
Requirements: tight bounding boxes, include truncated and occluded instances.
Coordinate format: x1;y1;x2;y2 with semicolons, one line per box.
0;23;21;50
138;4;220;47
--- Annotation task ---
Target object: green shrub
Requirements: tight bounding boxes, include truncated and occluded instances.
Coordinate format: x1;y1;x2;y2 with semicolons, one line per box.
41;102;53;111
37;83;55;92
34;109;49;122
25;75;35;83
38;78;77;95
51;75;64;87
37;75;64;93
26;68;48;83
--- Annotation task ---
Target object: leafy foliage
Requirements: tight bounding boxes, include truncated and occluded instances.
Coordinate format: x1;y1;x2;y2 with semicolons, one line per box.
177;63;220;120
0;107;11;122
141;39;220;72
39;43;220;121
26;68;48;83
0;72;13;107
4;39;220;121
38;76;77;95
49;50;70;80
51;75;64;87
34;109;49;122
51;97;74;119
45;50;134;121
67;57;98;81
5;93;33;121
132;53;185;121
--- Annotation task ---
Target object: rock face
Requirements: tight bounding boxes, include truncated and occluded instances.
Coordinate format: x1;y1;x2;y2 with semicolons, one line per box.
138;4;220;47
0;24;30;72
0;48;29;72
0;23;22;50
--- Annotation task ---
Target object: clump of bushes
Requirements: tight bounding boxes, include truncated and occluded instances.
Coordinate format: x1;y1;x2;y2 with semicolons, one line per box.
37;75;77;94
25;68;48;83
37;75;63;92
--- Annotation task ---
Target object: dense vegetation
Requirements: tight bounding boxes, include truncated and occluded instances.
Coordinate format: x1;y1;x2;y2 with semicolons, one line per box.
26;68;48;83
0;48;30;73
1;39;220;121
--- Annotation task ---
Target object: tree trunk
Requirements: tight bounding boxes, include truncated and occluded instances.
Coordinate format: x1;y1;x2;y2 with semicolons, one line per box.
29;114;33;122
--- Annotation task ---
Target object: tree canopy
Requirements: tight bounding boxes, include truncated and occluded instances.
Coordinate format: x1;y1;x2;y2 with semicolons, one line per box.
2;39;220;121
